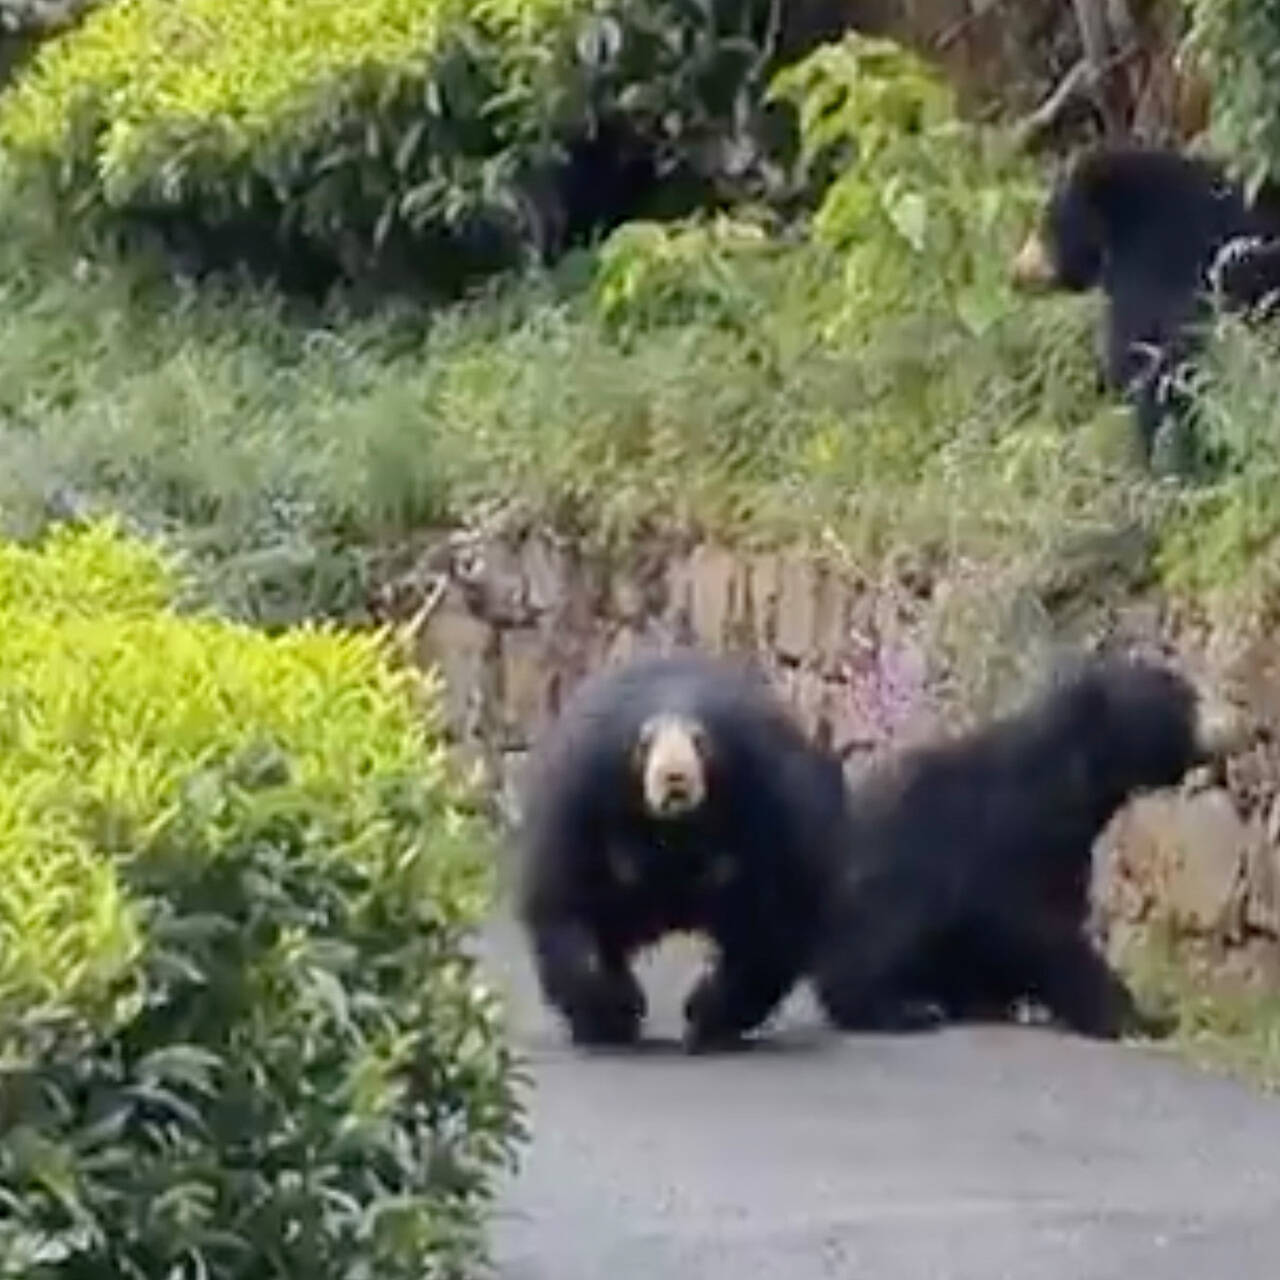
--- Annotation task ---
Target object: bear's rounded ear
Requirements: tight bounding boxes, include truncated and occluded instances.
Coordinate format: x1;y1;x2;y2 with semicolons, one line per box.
1040;655;1109;736
1044;645;1095;692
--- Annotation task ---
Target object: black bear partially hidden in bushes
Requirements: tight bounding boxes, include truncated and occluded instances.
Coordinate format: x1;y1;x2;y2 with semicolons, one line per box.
516;650;849;1051
812;655;1251;1040
1012;145;1280;460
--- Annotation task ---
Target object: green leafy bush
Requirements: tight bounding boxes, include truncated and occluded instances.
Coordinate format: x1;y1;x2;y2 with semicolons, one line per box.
0;520;524;1279
1156;314;1280;610
713;31;1100;486
1184;0;1280;187
591;211;782;340
0;0;585;291
770;34;1045;338
0;30;1104;620
0;0;802;293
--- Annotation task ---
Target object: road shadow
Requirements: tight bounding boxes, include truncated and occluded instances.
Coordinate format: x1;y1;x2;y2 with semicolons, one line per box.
564;1024;839;1059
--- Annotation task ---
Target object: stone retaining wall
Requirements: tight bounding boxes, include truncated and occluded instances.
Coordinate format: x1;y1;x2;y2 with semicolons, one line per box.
374;518;1280;988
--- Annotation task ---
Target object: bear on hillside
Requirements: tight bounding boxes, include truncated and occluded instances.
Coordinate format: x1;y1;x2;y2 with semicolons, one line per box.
515;649;850;1052
1011;145;1280;461
812;654;1253;1040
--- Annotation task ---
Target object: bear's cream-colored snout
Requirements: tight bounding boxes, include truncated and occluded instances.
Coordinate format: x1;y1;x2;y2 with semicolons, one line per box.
637;714;709;818
1192;689;1260;761
1011;230;1057;291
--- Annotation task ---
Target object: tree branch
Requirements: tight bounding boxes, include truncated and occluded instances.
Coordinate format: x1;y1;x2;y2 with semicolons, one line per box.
1010;58;1096;151
1011;40;1145;152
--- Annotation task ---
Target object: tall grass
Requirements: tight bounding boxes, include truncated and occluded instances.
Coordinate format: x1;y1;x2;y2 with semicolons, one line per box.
0;144;1275;635
0;202;1110;604
1157;314;1280;623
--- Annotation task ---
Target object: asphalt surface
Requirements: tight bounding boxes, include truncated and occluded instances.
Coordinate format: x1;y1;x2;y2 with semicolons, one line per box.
482;921;1280;1280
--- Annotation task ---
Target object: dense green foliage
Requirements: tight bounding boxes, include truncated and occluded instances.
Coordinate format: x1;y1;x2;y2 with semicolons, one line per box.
1157;314;1280;609
0;30;1271;622
0;181;1114;629
0;0;802;292
0;0;587;289
770;36;1045;336
1184;0;1280;187
0;522;524;1279
8;30;1273;628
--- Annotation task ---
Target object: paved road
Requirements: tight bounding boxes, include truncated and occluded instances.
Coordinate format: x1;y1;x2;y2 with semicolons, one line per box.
482;922;1280;1280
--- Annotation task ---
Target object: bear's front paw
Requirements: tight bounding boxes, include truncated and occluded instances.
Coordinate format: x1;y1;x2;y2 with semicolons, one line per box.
681;972;748;1054
566;969;646;1048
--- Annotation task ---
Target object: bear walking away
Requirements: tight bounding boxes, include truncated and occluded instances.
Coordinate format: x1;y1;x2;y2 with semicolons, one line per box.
515;649;850;1052
1012;145;1280;461
812;654;1253;1040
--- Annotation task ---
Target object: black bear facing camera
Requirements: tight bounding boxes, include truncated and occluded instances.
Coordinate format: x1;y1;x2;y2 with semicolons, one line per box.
1011;145;1280;462
812;654;1256;1043
515;649;850;1053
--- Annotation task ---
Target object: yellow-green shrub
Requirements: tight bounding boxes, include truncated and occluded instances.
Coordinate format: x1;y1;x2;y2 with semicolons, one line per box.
0;0;591;289
0;0;807;293
2;0;578;187
0;520;524;1279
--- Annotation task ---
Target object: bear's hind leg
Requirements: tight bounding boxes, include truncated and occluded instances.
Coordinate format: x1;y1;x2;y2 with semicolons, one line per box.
1011;920;1170;1040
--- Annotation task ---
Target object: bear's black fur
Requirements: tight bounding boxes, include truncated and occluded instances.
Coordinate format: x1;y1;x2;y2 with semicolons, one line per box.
1012;145;1280;460
515;649;850;1051
812;655;1247;1040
